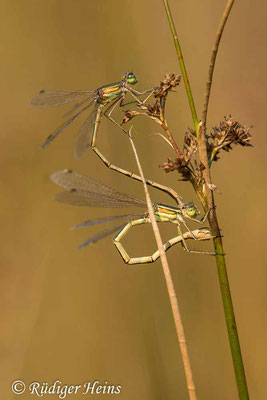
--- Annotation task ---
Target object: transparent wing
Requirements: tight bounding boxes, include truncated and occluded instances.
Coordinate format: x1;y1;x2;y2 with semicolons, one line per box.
64;95;96;117
77;222;128;248
51;169;120;194
40;100;94;149
74;108;95;159
31;89;95;107
71;212;145;229
54;190;146;208
51;169;147;208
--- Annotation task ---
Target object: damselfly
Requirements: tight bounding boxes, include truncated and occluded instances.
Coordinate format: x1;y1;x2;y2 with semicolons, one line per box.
31;72;154;159
50;169;213;264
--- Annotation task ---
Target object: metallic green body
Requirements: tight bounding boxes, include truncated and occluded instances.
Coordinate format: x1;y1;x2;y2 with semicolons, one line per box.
97;72;138;104
154;202;200;222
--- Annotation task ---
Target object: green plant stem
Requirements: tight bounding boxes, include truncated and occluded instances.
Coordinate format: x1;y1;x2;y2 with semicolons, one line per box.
198;126;249;400
162;0;199;134
163;1;250;399
213;234;250;400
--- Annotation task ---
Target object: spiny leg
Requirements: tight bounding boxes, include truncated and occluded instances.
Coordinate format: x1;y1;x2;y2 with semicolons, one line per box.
189;208;212;224
103;89;155;132
126;87;157;105
170;219;215;255
91;96;131;150
101;86;156;135
153;228;215;260
103;95;130;135
174;221;191;251
103;87;156;131
180;219;198;240
175;224;215;256
174;215;198;240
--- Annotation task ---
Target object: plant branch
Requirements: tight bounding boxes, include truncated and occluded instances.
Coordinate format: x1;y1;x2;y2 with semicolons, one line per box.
161;120;181;157
202;0;235;130
163;0;199;134
128;129;198;400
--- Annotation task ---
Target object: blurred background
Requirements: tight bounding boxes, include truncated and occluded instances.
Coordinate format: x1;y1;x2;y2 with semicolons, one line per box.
1;0;266;399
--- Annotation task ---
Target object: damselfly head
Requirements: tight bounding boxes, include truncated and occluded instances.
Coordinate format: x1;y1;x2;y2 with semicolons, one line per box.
183;202;200;218
122;72;138;85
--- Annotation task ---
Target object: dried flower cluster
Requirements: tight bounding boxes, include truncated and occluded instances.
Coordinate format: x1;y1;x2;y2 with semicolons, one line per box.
122;110;139;124
153;73;181;99
160;116;252;183
160;130;198;181
207;116;253;161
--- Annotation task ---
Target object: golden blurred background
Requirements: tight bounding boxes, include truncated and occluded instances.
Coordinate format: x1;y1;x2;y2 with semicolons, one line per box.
1;0;266;399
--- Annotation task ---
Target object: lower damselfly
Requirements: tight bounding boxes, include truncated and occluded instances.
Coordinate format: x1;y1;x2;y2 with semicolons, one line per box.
31;72;154;159
50;169;213;264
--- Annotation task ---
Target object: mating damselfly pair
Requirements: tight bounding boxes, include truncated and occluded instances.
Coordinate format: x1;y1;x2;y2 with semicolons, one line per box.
32;73;213;263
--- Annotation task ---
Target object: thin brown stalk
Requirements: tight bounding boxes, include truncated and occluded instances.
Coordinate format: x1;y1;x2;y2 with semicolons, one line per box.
128;129;198;400
202;0;235;129
161;121;181;157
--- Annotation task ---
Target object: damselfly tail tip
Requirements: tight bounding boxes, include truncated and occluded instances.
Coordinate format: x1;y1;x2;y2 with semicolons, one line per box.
73;149;83;160
77;241;93;250
70;224;80;230
40;137;52;150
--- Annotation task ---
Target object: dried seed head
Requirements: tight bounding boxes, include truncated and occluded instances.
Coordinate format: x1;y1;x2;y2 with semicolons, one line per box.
154;73;181;98
160;158;179;173
209;116;253;160
122;110;139;124
159;156;191;181
141;101;161;118
159;130;197;181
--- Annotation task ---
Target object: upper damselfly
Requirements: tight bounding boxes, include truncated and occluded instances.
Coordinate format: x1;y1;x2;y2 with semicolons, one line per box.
31;72;154;159
50;169;213;264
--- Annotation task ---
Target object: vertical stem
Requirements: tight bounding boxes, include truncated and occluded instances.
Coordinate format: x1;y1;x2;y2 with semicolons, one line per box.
129;130;198;400
213;236;250;400
202;0;235;129
162;0;199;134
163;1;250;398
199;125;249;400
199;0;249;397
